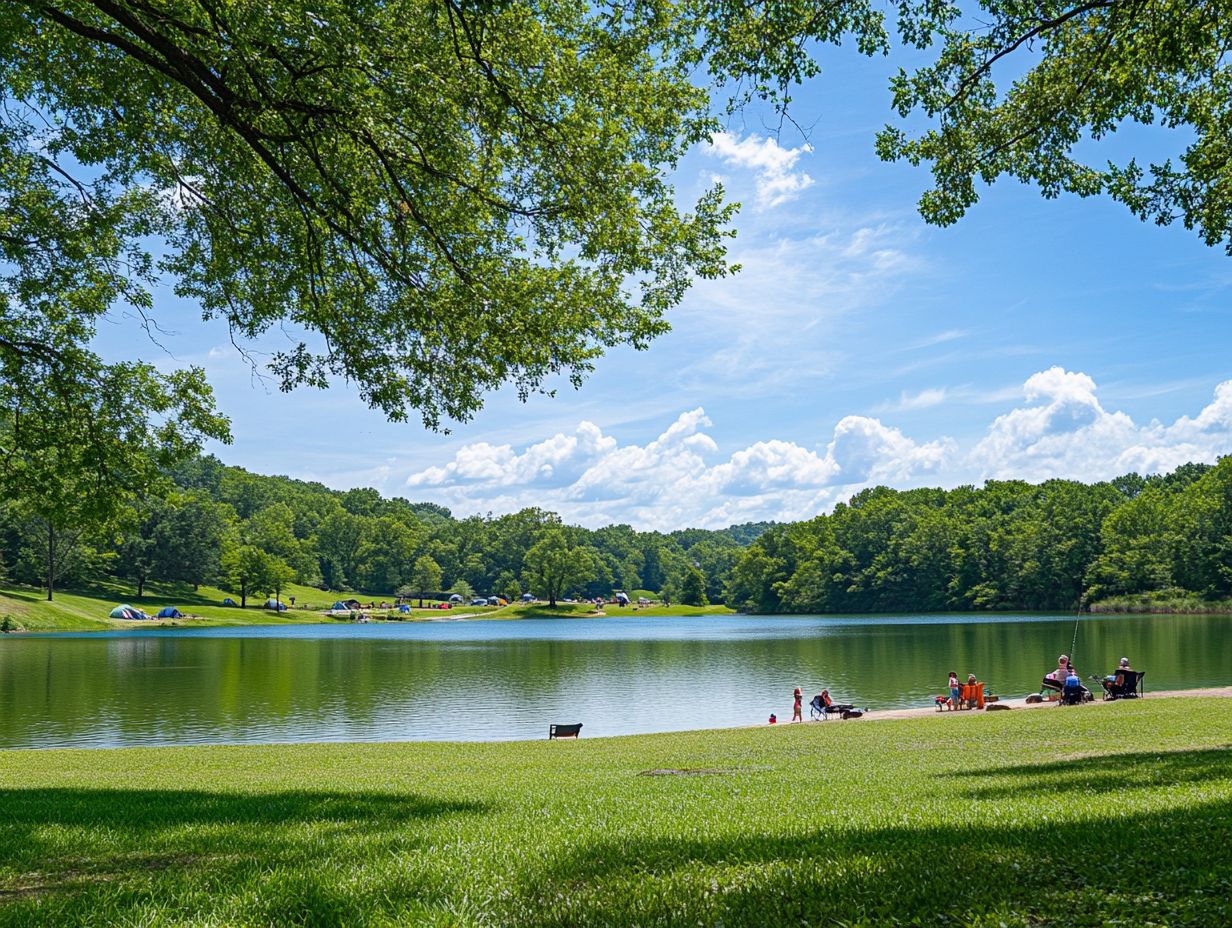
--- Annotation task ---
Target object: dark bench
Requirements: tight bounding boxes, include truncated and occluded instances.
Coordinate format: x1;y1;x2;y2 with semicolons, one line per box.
549;723;582;739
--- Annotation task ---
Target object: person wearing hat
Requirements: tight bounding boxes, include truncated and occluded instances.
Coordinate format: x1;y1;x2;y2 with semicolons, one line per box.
1101;656;1134;695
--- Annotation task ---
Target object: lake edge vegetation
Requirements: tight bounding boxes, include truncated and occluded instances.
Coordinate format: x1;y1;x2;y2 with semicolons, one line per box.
7;455;1232;630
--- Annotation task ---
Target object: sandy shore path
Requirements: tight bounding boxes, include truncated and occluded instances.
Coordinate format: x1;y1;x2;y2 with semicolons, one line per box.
831;685;1232;723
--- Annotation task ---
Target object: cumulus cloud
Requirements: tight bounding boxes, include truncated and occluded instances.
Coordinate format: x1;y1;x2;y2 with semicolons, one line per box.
403;407;950;529
395;369;1232;530
407;420;616;490
706;132;814;209
972;366;1232;482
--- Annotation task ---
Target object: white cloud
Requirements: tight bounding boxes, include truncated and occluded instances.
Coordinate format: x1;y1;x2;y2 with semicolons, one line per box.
706;132;814;209
876;387;949;412
395;370;1232;530
403;407;952;529
972;367;1232;482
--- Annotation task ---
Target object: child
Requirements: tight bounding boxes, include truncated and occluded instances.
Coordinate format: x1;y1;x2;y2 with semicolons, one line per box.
792;686;803;722
948;671;961;711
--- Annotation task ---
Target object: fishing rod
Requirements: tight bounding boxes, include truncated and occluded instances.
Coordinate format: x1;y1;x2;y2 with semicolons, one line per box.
1069;581;1089;660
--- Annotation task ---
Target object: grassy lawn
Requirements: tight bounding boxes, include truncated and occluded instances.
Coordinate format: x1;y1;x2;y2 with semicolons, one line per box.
0;698;1228;926
0;583;735;632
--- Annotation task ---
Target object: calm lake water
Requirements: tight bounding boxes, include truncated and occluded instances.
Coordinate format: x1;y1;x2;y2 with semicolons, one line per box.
2;613;1228;748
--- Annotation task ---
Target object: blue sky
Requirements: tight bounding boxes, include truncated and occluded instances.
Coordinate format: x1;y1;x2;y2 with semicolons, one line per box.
92;42;1232;530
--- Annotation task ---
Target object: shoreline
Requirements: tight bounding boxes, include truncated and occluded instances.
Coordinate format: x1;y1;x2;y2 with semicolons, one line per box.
778;680;1232;724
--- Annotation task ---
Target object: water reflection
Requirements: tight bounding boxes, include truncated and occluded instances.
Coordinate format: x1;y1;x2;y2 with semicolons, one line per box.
2;614;1227;748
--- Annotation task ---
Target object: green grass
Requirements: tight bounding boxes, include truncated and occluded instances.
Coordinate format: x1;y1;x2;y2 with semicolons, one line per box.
1089;590;1232;614
0;583;735;632
0;698;1228;926
0;580;386;632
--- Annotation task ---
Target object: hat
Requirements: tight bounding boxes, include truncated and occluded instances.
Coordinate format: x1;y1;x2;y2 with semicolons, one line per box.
1120;657;1129;666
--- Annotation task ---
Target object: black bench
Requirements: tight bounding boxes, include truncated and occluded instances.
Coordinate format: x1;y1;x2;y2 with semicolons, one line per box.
549;723;582;739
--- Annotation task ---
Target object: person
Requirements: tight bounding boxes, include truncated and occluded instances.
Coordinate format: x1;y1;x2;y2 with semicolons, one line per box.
1062;667;1085;703
768;713;777;724
1102;657;1133;695
948;671;960;711
792;686;803;722
1051;655;1071;681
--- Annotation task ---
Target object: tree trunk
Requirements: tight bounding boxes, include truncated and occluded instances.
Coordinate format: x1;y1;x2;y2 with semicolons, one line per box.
240;581;247;609
137;577;145;597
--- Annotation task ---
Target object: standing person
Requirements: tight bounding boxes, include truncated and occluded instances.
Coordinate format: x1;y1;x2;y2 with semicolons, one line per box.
792;686;803;722
948;671;961;711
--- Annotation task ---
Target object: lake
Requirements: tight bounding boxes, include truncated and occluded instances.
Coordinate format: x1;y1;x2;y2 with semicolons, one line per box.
1;613;1227;748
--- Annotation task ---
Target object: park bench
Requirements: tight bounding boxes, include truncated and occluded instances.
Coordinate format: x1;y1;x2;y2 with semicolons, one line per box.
549;723;582;739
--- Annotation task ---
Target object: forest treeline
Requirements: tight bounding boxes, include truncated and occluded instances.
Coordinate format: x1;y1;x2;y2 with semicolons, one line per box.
3;452;1231;611
726;460;1232;613
0;454;768;606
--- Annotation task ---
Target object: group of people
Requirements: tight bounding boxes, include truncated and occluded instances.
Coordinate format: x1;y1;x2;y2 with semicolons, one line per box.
773;651;1140;724
1043;653;1137;700
937;672;984;710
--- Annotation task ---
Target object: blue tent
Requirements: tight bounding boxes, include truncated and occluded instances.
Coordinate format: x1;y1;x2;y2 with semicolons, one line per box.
109;604;147;620
331;601;349;611
264;599;288;611
221;597;237;607
156;607;183;618
398;604;411;613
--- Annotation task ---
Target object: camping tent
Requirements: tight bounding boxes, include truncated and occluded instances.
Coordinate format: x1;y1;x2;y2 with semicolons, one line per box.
155;607;183;619
221;598;237;607
398;604;411;613
331;601;350;611
109;604;147;620
264;599;288;611
448;594;464;603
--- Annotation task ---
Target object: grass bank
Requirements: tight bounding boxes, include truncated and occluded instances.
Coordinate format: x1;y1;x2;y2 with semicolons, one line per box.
0;697;1228;926
0;582;734;632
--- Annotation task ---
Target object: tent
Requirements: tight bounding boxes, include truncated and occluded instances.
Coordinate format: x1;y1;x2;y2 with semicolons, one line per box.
155;607;183;619
109;604;147;620
221;598;237;607
264;599;288;611
448;594;464;603
521;593;535;602
331;601;350;611
398;604;411;613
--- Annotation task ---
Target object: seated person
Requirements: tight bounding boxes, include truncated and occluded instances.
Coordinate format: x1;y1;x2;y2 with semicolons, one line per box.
1102;657;1135;696
1042;654;1073;695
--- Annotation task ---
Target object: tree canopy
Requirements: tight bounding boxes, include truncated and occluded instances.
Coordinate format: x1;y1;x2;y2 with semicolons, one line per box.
3;0;1226;456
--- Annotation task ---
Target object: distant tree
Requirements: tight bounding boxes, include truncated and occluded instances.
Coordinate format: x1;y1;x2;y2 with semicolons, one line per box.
0;356;228;599
151;493;235;590
268;557;297;609
679;565;709;606
447;579;474;602
523;531;595;608
496;571;522;603
410;555;443;608
219;544;275;608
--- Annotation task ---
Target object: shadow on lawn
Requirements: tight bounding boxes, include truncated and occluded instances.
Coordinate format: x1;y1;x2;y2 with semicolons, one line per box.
0;787;489;925
513;748;1232;928
941;744;1232;799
